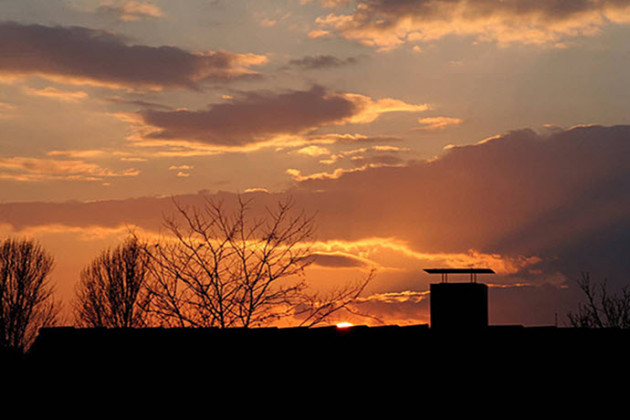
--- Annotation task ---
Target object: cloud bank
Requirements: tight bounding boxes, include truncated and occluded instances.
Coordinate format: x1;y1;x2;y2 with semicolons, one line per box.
293;125;630;260
2;125;628;325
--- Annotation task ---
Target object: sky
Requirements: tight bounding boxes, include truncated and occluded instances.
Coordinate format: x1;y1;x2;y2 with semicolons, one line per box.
1;0;630;326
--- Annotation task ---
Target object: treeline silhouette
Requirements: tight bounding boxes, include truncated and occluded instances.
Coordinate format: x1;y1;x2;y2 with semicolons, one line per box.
1;197;372;356
0;238;60;354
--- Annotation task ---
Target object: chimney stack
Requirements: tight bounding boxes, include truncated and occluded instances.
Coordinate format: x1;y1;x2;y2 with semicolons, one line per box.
425;268;494;330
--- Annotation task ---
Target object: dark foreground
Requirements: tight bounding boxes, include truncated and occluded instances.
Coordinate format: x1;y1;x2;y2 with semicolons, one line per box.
4;324;630;402
21;324;630;371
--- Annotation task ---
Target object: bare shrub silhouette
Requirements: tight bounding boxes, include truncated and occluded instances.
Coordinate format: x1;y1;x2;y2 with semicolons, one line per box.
143;196;372;328
0;238;60;352
568;272;630;328
74;236;152;328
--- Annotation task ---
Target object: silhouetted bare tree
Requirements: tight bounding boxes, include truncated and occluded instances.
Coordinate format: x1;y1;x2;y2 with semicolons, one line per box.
568;272;630;328
74;236;152;328
0;238;59;352
143;196;372;328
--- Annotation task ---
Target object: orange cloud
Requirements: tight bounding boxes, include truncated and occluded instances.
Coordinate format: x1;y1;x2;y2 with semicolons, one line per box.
0;157;139;182
259;18;277;28
47;150;107;159
307;237;540;275
244;188;269;193
308;29;330;39
315;0;630;49
318;145;407;166
47;149;151;164
341;94;430;124
286;165;381;181
310;251;377;268
293;133;403;146
169;165;193;177
295;145;332;157
0;223;142;242
358;290;429;304
98;0;165;21
23;86;88;102
417;116;463;130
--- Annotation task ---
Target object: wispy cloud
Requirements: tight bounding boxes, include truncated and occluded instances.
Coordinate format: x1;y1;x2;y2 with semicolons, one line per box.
416;116;463;130
47;149;149;163
288;54;358;70
98;0;164;21
169;164;193;177
308;237;540;275
0;222;143;242
357;290;429;305
0;157;139;182
294;145;332;157
0;100;16;119
286;161;404;181
318;145;408;166
23;86;88;102
310;251;376;268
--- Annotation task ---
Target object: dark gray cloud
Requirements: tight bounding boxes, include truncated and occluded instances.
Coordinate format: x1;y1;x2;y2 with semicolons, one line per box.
136;86;427;147
140;85;359;145
294;125;630;253
311;252;373;268
288;54;358;70
348;153;404;167
0;22;266;90
290;125;630;291
105;96;173;110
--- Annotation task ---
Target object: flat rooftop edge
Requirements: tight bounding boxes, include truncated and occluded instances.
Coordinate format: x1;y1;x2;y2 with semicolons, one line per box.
424;268;495;274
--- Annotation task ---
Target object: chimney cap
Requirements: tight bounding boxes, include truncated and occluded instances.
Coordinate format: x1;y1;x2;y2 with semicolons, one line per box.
424;267;494;283
424;268;495;274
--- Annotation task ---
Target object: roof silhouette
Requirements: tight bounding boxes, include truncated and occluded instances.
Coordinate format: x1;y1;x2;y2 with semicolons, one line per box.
424;268;495;274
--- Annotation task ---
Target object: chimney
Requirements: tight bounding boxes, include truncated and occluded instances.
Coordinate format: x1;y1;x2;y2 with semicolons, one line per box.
425;268;494;330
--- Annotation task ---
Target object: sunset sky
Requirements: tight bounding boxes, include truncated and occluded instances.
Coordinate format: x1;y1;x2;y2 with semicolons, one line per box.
1;0;630;326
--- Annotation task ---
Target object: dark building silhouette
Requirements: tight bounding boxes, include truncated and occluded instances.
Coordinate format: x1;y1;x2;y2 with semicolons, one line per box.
430;282;488;329
10;266;630;389
426;268;494;329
